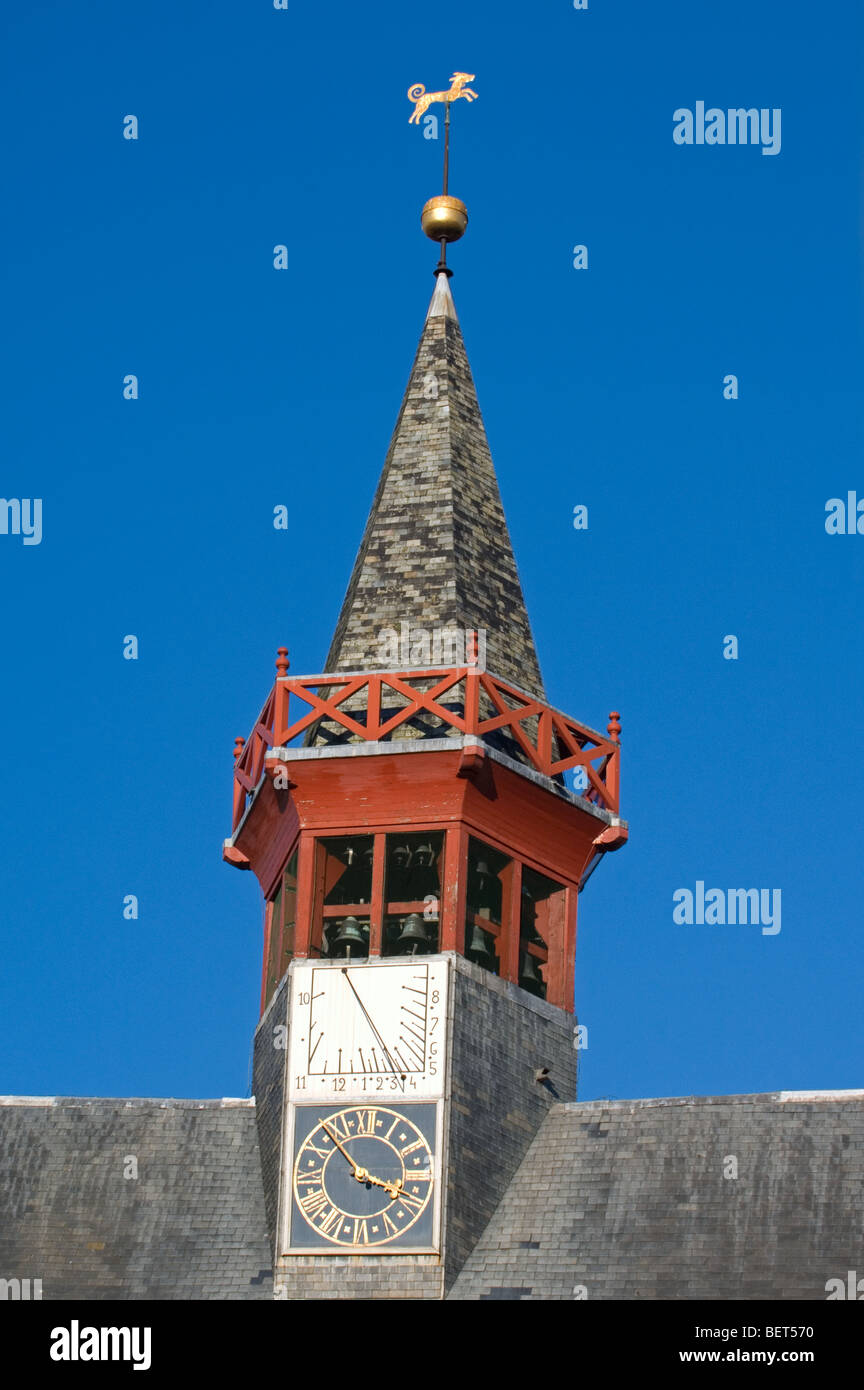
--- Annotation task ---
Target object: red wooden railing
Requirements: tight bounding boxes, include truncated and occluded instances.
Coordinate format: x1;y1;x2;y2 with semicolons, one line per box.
232;655;621;832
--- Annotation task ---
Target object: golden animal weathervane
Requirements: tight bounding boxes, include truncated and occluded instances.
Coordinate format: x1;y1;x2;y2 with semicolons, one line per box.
407;72;478;124
406;73;478;275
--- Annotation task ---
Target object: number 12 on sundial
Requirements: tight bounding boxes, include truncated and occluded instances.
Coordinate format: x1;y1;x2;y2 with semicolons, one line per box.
287;959;448;1100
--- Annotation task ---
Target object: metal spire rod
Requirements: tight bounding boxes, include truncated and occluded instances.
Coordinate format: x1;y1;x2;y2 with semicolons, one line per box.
408;71;477;277
438;102;451;273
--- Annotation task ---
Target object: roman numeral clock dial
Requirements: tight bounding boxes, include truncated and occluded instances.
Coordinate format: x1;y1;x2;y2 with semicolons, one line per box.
282;958;448;1255
290;1105;436;1251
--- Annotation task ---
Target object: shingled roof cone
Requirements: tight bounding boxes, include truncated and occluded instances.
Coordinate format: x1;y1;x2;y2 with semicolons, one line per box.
325;272;545;700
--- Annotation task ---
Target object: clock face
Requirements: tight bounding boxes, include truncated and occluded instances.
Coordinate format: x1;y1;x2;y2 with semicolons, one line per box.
287;958;448;1100
288;1103;438;1252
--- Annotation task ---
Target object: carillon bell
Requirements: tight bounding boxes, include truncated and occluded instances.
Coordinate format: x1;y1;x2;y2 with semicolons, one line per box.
331;838;375;905
519;951;545;998
408;842;440;899
331;916;367;959
396;913;428;955
468;859;495;914
466;923;496;969
388;841;413;899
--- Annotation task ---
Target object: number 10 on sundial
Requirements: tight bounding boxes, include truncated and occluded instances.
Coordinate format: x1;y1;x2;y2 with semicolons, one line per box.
287;959;449;1100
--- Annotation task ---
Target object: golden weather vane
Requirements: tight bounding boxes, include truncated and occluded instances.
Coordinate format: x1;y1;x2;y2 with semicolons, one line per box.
406;72;478;276
407;72;478;127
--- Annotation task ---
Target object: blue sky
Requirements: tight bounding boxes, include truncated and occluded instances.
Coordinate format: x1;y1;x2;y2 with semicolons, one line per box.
1;0;862;1101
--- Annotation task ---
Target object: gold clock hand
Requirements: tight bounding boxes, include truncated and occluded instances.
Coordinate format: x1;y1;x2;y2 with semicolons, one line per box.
321;1120;404;1197
321;1121;362;1175
364;1173;403;1199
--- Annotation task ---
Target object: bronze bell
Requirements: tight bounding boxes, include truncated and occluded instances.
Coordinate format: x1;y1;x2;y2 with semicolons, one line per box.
396;913;428;955
388;842;412;899
466;923;495;970
331;916;367;959
408;842;440;900
519;951;545;998
520;883;545;946
469;859;500;917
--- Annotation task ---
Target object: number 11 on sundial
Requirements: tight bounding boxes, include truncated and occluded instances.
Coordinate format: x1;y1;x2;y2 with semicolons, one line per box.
287;959;449;1100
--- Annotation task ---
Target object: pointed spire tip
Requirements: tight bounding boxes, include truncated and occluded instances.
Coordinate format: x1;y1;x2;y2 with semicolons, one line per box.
427;272;457;322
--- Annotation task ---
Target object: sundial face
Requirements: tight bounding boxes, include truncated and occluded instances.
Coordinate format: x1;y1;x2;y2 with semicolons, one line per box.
287;958;448;1101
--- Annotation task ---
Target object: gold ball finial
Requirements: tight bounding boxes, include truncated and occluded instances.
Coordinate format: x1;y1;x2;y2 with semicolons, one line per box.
421;194;468;244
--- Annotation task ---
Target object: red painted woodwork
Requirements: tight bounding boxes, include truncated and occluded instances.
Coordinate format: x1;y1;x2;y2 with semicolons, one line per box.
234;743;622;1014
440;825;464;953
230;656;625;1017
369;831;387;957
230;665;621;833
502;859;521;985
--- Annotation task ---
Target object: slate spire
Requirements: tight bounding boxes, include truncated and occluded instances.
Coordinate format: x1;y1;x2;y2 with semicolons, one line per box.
325;273;545;700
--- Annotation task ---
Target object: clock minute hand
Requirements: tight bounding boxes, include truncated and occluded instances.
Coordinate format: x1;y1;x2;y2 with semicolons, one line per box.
341;969;401;1074
320;1121;369;1183
321;1121;400;1198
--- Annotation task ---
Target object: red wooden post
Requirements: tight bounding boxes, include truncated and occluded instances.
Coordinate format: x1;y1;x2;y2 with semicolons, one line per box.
294;833;316;959
464;667;479;733
502;859;522;986
368;832;387;956
366;675;381;740
544;884;568;1010
561;886;579;1012
274;680;292;744
439;824;464;952
606;711;621;813
537;710;553;778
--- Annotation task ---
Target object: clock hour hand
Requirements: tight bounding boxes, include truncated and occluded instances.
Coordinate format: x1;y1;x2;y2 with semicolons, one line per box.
320;1121;401;1199
364;1173;403;1199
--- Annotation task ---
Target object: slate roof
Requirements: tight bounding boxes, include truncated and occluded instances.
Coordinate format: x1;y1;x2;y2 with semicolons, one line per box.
0;1097;272;1301
324;274;545;699
4;1089;860;1300
448;1092;864;1300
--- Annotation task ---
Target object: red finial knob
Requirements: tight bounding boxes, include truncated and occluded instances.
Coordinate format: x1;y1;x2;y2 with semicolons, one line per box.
608;711;621;743
275;647;290;678
234;735;245;762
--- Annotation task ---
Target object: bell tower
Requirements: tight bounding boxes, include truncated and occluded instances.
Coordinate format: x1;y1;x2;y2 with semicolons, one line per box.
224;75;627;1299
